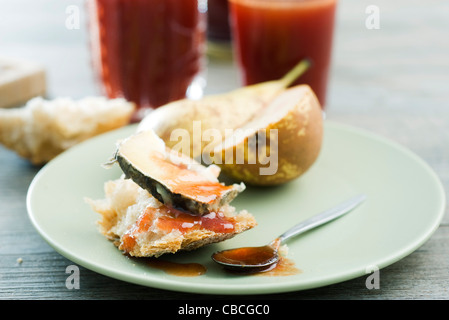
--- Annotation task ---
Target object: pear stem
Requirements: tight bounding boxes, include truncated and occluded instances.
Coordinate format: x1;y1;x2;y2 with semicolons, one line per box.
279;58;312;88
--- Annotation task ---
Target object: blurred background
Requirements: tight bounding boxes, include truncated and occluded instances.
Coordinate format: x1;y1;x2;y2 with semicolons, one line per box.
1;0;447;108
2;0;448;158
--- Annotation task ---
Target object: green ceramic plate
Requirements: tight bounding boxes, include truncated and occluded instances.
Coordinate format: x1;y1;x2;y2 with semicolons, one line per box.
27;121;445;295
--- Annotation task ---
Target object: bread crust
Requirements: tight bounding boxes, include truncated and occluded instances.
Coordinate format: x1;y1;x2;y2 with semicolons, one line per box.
86;177;257;257
0;97;134;164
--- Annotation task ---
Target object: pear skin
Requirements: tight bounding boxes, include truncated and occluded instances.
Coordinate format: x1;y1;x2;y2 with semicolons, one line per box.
113;130;245;216
210;85;323;186
137;59;311;160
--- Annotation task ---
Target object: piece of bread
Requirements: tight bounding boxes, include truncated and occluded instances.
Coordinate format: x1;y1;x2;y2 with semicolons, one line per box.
0;56;46;108
0;96;134;165
86;177;257;257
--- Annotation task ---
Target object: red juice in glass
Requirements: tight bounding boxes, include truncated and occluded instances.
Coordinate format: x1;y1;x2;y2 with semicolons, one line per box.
88;0;206;120
229;0;337;107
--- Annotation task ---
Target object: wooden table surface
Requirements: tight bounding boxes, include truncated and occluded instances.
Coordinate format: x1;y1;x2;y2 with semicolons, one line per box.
1;0;448;300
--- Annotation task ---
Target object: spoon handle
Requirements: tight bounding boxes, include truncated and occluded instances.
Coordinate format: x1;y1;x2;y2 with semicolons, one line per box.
277;194;367;243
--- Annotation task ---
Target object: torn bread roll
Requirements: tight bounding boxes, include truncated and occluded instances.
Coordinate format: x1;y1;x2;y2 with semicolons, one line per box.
86;177;257;257
0;96;134;165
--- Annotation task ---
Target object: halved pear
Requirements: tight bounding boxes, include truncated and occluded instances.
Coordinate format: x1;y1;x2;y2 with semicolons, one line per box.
114;130;245;216
209;85;323;186
137;59;311;160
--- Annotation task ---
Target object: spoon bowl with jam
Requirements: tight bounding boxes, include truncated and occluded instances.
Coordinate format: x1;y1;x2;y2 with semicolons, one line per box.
212;194;367;273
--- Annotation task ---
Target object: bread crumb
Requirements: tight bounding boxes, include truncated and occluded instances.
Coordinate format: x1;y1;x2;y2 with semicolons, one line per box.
278;244;289;257
16;257;23;264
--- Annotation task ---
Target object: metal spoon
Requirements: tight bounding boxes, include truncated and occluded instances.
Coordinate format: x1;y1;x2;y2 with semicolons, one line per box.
212;194;367;273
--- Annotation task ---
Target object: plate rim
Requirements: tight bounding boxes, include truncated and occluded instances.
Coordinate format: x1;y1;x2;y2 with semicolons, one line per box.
26;121;446;295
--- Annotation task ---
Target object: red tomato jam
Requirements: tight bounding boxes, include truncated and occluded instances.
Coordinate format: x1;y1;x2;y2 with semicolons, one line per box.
121;206;236;253
150;154;233;204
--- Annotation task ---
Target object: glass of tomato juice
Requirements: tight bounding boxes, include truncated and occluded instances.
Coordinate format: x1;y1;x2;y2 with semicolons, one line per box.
87;0;207;121
228;0;337;107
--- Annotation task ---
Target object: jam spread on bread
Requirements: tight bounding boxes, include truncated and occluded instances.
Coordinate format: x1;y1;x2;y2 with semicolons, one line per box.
149;154;234;204
121;205;236;253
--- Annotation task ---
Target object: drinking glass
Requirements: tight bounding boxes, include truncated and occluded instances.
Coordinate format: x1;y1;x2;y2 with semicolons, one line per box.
229;0;337;107
87;0;207;121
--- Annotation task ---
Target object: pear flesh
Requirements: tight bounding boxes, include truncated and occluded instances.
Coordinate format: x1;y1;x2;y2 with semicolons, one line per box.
114;130;245;216
136;60;322;186
210;85;323;186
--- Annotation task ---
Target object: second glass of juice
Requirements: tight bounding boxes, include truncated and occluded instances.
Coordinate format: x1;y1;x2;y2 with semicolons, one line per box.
229;0;337;107
88;0;207;121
